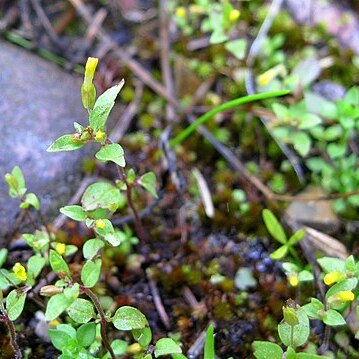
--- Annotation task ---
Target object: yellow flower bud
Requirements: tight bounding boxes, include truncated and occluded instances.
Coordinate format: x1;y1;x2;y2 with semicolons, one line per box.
288;273;299;287
229;9;240;22
13;262;27;282
55;243;66;256
176;6;186;18
94;130;106;143
84;57;99;83
40;285;63;297
95;219;106;229
324;271;346;286
127;343;142;355
82;57;98;110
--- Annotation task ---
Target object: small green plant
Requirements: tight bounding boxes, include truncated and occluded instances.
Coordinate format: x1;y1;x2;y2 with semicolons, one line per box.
254;209;359;357
253;301;324;359
270;87;359;214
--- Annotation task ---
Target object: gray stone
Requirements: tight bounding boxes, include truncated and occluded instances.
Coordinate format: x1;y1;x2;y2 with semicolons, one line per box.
285;0;359;55
0;41;88;239
284;185;340;233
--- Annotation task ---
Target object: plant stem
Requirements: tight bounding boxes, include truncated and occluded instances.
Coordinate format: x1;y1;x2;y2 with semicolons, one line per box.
117;166;147;243
290;324;295;349
83;287;116;359
0;312;22;359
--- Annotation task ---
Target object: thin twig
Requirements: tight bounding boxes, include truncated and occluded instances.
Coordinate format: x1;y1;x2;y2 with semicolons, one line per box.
159;0;176;123
117;166;147;242
30;0;64;49
147;270;171;330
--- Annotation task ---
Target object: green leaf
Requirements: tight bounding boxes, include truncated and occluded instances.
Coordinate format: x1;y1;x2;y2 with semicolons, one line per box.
57;323;77;338
20;193;40;210
81;259;102;288
26;255;46;285
112;306;148;330
47;134;85;152
272;103;289;122
95;144;126;167
0;249;8;268
298;270;314;282
327;143;346;159
83;239;105;260
49;250;70;276
204;324;215;359
288;229;305;246
45;293;75;321
303;298;324;319
253;341;283;359
317;257;345;273
6;289;27;320
77;322;96;347
270;245;288;260
111;339;128;356
224;39;247;60
67;298;95;323
262;209;287;244
5;166;27;198
278;307;310;348
154;338;182;357
64;283;79;301
132;327;152;349
323;309;346;326
81;182;122;212
297;353;329;359
0;270;10;290
89;81;125;132
60;206;87;221
49;329;72;351
292;132;311;157
298;113;322;130
139;172;158;198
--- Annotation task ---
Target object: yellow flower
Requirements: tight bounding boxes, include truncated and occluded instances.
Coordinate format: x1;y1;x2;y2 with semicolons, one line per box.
257;64;286;87
95;219;106;229
328;290;355;305
229;9;240;22
324;271;346;286
49;319;61;327
13;262;27;282
55;243;66;256
336;290;354;302
176;6;186;18
288;273;299;287
94;130;106;143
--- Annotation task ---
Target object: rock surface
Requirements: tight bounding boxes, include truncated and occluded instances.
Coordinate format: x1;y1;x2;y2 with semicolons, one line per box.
284;185;340;233
285;0;359;55
0;41;88;240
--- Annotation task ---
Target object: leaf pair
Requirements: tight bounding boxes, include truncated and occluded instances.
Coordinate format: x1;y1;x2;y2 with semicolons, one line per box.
262;209;304;261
